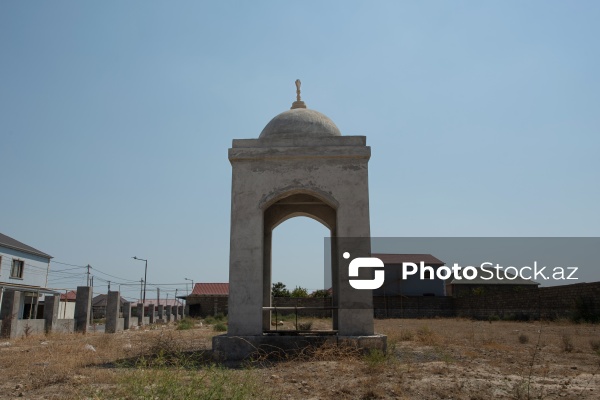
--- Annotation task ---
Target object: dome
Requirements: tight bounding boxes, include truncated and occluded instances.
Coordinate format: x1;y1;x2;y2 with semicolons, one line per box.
259;108;342;139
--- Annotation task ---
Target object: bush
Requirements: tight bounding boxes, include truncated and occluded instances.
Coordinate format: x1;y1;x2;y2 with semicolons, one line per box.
298;321;313;331
214;313;226;321
562;334;574;352
518;334;529;344
176;318;194;331
590;339;600;354
399;329;414;341
213;322;227;332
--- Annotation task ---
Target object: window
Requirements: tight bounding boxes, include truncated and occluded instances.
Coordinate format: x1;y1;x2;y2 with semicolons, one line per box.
11;259;24;279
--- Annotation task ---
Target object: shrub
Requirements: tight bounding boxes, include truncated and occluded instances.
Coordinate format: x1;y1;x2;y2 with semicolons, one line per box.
518;334;529;344
487;315;500;322
213;322;227;332
298;321;313;331
561;334;574;352
176;318;194;331
364;349;387;369
590;339;600;354
399;329;414;341
214;313;226;321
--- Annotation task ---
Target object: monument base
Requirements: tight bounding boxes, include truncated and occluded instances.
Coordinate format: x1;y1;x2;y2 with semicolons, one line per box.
212;333;387;361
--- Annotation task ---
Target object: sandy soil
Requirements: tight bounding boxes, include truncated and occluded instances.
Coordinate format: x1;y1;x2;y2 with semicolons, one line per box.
0;318;598;399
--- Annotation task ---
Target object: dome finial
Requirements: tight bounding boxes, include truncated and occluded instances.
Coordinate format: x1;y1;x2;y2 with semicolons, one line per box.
291;79;307;109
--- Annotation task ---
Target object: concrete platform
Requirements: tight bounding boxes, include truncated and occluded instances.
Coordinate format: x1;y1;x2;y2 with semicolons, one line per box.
212;333;387;361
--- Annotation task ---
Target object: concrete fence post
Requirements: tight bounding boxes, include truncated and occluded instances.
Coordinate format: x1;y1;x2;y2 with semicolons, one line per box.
43;294;60;333
105;291;120;334
123;302;132;330
165;305;172;322
157;304;164;322
0;290;20;339
173;305;179;321
74;286;92;333
137;303;144;326
148;303;155;324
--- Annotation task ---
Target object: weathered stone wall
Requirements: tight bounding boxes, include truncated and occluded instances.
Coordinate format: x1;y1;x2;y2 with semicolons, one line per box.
454;281;600;320
374;282;600;321
15;319;45;337
374;296;455;318
187;296;228;317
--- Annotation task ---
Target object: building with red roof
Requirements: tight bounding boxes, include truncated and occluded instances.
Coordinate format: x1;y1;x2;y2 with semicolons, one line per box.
183;283;229;317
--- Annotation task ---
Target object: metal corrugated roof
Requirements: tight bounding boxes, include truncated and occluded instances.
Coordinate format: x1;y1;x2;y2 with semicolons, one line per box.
0;232;52;259
191;283;229;296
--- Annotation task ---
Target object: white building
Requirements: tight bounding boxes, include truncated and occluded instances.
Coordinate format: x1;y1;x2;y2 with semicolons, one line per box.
0;232;55;318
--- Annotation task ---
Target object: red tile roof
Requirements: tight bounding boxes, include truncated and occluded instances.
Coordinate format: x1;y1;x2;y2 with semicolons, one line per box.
372;253;445;265
60;290;77;301
191;283;229;296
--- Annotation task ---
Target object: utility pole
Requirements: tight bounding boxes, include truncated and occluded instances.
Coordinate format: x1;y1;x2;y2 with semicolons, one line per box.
87;264;91;286
140;279;144;302
175;288;178;307
108;281;111;291
157;287;160;306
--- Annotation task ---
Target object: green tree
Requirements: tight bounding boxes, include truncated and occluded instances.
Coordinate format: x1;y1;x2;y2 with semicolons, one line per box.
310;289;331;298
291;286;309;298
272;282;290;297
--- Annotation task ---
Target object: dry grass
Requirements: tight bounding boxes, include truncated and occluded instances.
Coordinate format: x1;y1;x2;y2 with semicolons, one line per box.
0;318;599;399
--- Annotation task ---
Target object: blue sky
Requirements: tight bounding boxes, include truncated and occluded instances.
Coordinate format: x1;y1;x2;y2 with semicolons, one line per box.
1;1;599;299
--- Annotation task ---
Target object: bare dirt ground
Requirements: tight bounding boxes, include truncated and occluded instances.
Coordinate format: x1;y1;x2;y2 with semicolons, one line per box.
0;318;598;399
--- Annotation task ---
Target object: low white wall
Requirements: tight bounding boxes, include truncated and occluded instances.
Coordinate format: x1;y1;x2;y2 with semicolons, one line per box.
15;319;45;337
55;319;74;333
58;302;75;319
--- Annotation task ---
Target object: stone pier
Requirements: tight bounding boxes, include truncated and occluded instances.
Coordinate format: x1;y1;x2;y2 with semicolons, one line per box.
147;303;155;324
157;304;164;322
0;290;20;339
74;286;92;333
105;291;120;334
43;294;60;333
137;303;144;326
123;302;132;330
165;305;172;322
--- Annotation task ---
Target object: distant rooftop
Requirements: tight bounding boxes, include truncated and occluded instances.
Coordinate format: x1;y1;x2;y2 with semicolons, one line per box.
0;232;52;259
373;253;444;265
190;283;230;296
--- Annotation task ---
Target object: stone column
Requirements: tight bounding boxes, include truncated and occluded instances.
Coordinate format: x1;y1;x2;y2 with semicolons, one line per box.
157;304;164;322
105;291;120;334
148;303;155;324
43;294;60;333
165;305;172;322
0;290;20;339
74;286;92;333
123;302;132;330
137;303;144;326
173;305;178;321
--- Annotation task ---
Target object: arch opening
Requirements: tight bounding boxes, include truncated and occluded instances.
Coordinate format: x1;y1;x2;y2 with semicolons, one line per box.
263;193;338;333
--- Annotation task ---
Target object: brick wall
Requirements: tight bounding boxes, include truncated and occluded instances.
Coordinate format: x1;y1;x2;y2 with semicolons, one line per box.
454;281;600;320
187;296;228;317
373;282;600;321
373;296;455;318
